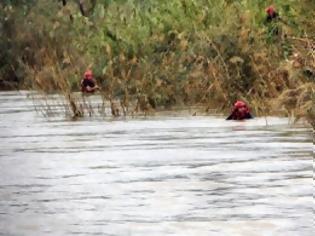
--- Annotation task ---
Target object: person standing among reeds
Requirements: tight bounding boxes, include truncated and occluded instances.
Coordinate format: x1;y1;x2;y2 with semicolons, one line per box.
80;69;99;93
265;5;279;22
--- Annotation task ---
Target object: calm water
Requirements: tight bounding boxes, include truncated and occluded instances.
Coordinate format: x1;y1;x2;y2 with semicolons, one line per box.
0;91;313;236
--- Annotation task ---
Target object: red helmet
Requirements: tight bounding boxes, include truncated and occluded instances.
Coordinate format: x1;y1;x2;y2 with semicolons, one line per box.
234;100;247;109
84;69;93;79
266;5;276;16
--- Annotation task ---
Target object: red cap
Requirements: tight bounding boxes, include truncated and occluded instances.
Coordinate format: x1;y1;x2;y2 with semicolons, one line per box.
84;69;93;79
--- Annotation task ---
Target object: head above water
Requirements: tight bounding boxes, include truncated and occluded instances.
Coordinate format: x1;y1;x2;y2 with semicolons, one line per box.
84;69;93;79
226;100;253;120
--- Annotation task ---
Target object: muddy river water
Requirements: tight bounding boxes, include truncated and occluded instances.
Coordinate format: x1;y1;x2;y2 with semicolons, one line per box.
0;91;313;236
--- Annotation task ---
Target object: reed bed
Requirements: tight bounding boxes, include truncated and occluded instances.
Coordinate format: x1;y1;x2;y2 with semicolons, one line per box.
1;1;314;126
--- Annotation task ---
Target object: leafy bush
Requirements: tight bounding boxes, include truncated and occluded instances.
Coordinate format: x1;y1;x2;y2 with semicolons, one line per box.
1;0;314;120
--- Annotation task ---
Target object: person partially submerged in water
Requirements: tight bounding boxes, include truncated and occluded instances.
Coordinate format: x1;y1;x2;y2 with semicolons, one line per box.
226;100;253;120
81;69;99;93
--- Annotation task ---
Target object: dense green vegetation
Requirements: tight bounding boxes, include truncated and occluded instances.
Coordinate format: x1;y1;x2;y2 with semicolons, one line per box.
0;0;314;124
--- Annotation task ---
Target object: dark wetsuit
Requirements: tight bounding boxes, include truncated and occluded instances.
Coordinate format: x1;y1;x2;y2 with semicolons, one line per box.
81;78;96;93
226;110;253;120
266;11;278;22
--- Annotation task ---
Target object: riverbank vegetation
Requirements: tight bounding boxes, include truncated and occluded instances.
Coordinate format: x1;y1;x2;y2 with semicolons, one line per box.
0;0;314;125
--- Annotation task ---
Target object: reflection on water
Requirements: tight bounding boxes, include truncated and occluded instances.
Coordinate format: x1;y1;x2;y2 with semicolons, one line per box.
0;91;313;236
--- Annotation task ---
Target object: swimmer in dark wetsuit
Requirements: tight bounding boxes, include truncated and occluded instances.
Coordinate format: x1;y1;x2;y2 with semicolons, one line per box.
226;100;253;120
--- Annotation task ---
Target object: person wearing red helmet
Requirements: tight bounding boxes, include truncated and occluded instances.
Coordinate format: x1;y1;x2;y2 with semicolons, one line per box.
80;69;99;93
226;100;253;120
265;5;279;22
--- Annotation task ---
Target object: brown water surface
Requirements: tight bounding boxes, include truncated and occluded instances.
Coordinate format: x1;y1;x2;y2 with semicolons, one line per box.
0;91;313;236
